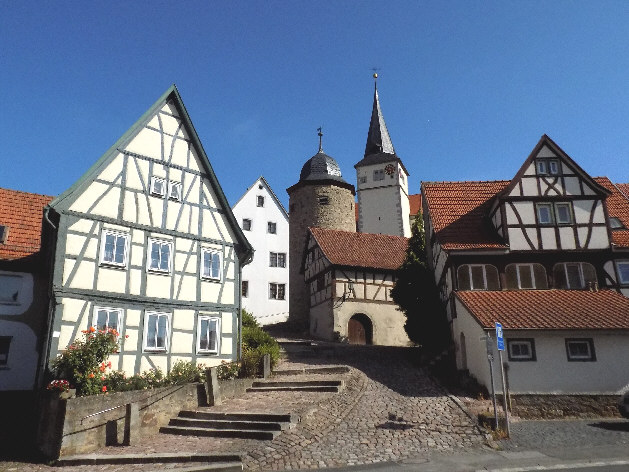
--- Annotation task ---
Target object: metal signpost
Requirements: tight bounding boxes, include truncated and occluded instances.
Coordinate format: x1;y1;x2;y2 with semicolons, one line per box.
485;335;498;428
495;322;510;437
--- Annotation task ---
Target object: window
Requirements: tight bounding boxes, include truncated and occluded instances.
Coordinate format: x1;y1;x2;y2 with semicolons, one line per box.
507;339;536;361
242;280;249;297
143;311;170;352
505;263;548;289
617;261;629;285
536;202;573;225
269;283;286;300
553;262;597;289
0;274;21;303
457;264;500;291
536;203;553;225
537;159;560;175
150;176;167;197
168;181;182;201
318;196;329;205
267;222;277;234
148;239;172;273
566;338;595;361
201;248;221;280
359;176;367;184
197;315;220;354
373;169;385;181
100;230;129;267
242;218;252;231
0;225;8;244
555;203;572;224
257;196;265;207
0;337;11;366
93;307;122;332
269;252;286;268
610;217;625;230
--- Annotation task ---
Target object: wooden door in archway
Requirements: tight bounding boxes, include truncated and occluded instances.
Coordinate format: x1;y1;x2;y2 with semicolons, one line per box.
347;314;372;345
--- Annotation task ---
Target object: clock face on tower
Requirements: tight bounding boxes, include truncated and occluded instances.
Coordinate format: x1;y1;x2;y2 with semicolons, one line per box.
384;164;395;175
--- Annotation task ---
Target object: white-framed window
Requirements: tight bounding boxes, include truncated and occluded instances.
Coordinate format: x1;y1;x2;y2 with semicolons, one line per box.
267;222;277;234
197;315;221;354
0;336;11;366
565;338;595;362
242;218;252;231
537;159;560;175
505;263;548;290
536;203;553;225
617;261;629;285
269;283;285;300
373;169;385;181
100;230;129;267
201;248;221;280
242;280;249;297
553;262;597;289
150;176;167;197
257;196;265;207
507;339;536;361
147;238;172;273
269;252;286;268
93;306;123;332
168;181;182;201
457;264;500;291
0;274;22;304
555;203;572;224
143;311;170;352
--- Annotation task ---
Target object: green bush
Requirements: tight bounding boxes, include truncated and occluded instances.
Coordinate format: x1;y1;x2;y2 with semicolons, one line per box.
217;361;240;380
241;324;280;376
165;360;204;385
241;309;259;328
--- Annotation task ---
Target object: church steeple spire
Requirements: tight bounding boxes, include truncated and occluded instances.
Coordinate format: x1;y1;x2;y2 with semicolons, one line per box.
364;74;396;157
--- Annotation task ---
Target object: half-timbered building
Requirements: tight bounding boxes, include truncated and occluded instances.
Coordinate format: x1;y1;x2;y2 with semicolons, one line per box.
42;85;253;378
303;227;409;345
422;134;629;395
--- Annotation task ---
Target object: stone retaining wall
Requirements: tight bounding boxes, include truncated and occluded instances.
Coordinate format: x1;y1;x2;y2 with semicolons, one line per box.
507;394;620;419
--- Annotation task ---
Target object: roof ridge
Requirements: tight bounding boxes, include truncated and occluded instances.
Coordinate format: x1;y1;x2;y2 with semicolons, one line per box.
422;179;511;185
0;187;55;199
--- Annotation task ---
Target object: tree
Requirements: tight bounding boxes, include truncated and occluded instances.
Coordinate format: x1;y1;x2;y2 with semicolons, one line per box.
391;213;450;353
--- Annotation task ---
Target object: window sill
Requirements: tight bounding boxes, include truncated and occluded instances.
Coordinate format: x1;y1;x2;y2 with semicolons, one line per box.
197;351;219;356
99;262;128;270
201;276;221;283
143;349;168;354
147;269;172;276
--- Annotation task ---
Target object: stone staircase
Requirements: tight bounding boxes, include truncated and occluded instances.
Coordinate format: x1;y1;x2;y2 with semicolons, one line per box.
246;379;344;393
160;411;298;440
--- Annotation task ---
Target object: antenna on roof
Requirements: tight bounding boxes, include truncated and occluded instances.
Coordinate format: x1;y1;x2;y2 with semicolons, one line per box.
317;127;323;152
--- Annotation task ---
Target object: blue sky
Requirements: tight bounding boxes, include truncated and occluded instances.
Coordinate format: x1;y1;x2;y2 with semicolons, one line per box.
2;1;629;209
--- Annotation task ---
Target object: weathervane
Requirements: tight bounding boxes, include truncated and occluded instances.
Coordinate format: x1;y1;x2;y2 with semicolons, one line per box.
317;127;323;152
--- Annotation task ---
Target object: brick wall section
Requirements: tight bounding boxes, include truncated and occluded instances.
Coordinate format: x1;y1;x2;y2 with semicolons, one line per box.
288;183;355;328
508;394;620;419
37;383;205;459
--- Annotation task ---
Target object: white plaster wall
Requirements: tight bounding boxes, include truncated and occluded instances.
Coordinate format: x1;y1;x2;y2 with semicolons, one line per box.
232;178;289;325
334;300;410;346
0;320;39;390
453;300;492;387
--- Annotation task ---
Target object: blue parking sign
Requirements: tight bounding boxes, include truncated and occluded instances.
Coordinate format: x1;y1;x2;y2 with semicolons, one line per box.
495;322;505;351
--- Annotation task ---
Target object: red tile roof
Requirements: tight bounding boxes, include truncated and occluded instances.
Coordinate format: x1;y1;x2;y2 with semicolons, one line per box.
309;227;408;270
0;188;53;260
596;178;629;248
456;289;629;330
422;180;510;250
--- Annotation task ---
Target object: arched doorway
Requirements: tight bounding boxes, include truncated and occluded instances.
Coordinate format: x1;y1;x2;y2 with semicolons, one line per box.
347;314;373;345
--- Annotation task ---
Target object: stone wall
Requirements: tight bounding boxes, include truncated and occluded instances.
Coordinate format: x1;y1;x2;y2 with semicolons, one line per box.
507;394;620;419
37;383;205;459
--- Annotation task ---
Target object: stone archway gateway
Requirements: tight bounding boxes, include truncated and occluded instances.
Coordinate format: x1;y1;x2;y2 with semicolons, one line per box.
347;314;373;345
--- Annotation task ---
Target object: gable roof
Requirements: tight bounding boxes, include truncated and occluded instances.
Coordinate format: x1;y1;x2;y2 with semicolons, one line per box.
232;176;288;220
501;134;610;198
47;85;253;263
0;188;53;261
596;177;629;248
309;227;407;271
456;289;629;331
422;180;510;251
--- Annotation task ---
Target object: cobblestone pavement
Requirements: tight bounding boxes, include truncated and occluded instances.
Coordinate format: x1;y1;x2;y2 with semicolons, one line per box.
500;418;629;451
1;344;486;472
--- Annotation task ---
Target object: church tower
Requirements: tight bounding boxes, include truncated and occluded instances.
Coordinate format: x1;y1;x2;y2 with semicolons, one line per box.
355;77;411;237
286;131;356;329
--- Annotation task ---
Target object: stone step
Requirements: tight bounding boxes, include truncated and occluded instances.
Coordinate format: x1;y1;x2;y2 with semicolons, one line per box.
273;366;350;376
169;417;287;431
160;425;278;440
178;410;296;423
55;452;242;466
247;385;341;393
252;380;343;388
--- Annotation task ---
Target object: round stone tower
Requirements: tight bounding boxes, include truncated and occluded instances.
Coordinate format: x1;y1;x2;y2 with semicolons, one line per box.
286;138;356;329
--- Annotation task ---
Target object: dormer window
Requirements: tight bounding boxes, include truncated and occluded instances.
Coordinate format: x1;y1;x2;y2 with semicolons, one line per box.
0;225;8;244
537;159;560;175
536;202;573;225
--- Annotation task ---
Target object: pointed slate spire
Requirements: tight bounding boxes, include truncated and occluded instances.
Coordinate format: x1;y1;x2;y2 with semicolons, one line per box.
364;78;396;157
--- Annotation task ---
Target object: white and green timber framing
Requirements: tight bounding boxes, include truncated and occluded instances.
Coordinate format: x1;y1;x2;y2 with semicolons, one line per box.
42;85;254;377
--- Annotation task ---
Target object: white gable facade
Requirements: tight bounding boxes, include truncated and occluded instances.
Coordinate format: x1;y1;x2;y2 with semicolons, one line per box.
232;177;289;325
